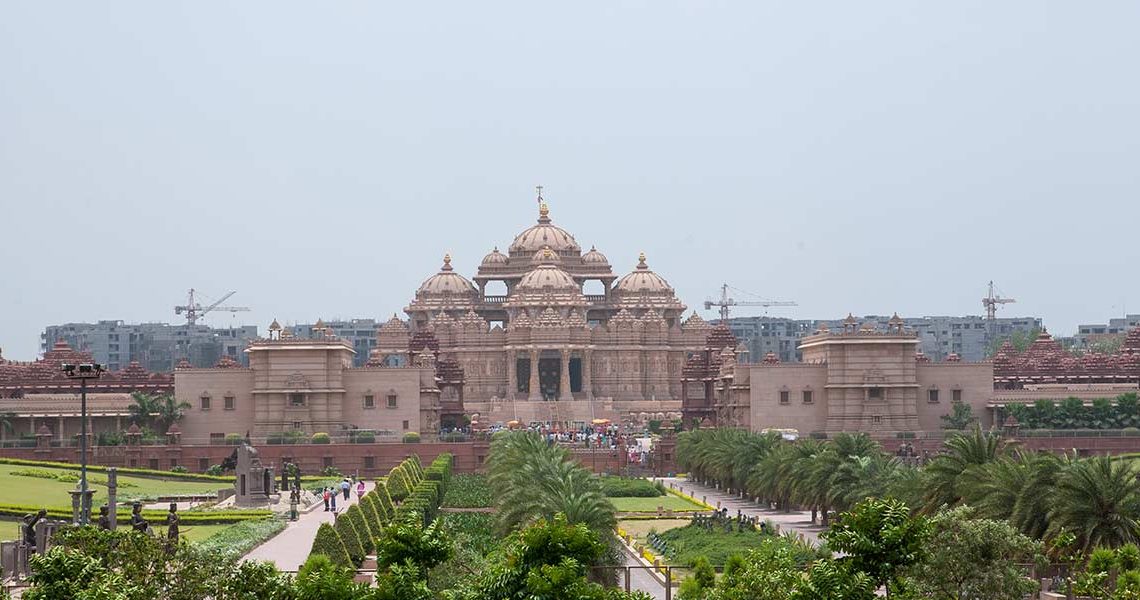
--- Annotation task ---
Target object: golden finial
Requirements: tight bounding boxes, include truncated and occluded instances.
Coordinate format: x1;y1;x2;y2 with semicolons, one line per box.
539;201;549;218
637;251;647;267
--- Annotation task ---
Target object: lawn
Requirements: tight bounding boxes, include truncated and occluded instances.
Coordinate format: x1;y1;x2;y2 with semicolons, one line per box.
618;518;689;542
0;465;228;509
610;495;704;512
656;522;788;567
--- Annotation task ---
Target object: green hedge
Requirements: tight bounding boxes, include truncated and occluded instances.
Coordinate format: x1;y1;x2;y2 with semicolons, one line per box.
0;458;231;482
391;453;453;526
600;476;665;498
402;432;421;443
0;503;271;524
311;432;331;444
373;480;395;518
335;510;366;566
344;505;374;554
360;493;385;538
309;522;352;568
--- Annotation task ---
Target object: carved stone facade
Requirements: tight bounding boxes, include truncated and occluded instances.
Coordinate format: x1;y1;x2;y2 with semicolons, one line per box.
377;198;709;427
711;314;995;436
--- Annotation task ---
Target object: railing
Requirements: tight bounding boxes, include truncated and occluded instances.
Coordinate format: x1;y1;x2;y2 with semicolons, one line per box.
585;294;607;303
482;295;508;304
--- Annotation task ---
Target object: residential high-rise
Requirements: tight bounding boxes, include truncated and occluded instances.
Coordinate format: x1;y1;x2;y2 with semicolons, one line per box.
41;321;258;372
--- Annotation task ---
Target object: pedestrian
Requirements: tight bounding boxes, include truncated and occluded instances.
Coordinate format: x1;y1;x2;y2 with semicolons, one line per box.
356;479;365;501
323;487;331;512
340;478;351;501
330;488;337;512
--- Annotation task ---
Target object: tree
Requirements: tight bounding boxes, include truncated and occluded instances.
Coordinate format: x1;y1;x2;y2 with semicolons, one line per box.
940;401;976;430
1047;455;1140;552
824;498;928;598
899;506;1041;600
922;426;1005;512
127;392;162;429
309;522;353;568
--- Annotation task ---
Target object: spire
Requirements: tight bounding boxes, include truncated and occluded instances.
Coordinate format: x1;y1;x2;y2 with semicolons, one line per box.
637;252;648;270
537;186;551;224
441;253;453;271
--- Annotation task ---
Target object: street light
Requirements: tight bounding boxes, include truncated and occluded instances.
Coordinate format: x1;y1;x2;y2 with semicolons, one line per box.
61;362;104;525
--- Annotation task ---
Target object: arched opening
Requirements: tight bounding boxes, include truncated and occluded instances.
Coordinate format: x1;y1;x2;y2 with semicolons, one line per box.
583;279;607;297
483;280;508;300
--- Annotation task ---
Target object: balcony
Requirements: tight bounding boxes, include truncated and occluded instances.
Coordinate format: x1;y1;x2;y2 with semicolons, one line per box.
483;295;508;304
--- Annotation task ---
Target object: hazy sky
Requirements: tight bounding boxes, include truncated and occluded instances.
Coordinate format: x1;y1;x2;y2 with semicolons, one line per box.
2;2;1138;361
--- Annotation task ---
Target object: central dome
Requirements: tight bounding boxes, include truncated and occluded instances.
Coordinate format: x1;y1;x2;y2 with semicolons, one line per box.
509;202;581;256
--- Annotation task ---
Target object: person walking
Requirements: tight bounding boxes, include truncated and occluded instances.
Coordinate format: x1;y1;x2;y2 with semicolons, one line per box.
322;487;331;512
340;478;351;501
329;487;337;512
356;479;365;501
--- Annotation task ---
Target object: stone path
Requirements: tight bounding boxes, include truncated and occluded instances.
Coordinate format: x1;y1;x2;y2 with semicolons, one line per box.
660;477;825;545
242;482;373;572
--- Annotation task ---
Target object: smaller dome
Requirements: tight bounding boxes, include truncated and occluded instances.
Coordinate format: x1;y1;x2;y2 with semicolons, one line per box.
416;254;477;296
481;247;509;266
581;245;609;266
517;264;578;291
531;246;563;266
614;252;673;293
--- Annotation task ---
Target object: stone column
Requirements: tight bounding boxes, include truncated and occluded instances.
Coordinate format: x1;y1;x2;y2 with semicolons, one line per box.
107;468;118;530
559;350;572;402
528;350;542;401
583;350;593;401
506;351;517;399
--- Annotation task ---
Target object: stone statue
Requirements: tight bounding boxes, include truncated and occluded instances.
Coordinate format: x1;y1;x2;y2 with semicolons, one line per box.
130;502;149;534
165;503;179;543
22;509;46;548
96;505;111;530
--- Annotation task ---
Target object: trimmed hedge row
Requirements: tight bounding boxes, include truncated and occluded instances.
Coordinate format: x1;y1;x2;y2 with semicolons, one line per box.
394;454;452;525
0;503;272;524
0;457;231;482
305;454;453;569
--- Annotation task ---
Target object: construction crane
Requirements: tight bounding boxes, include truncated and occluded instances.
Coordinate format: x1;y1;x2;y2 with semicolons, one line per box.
704;283;797;321
982;281;1016;320
174;289;250;326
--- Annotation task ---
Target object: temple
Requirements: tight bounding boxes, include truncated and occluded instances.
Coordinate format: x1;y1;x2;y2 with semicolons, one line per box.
373;198;708;426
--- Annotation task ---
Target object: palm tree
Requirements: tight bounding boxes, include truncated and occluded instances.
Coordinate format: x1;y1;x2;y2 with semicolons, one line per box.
1046;455;1140;552
921;426;1006;513
488;431;616;535
154;394;191;433
0;412;16;443
127;392;162;430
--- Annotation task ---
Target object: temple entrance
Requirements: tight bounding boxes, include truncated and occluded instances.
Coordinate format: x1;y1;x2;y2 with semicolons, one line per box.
539;358;560;400
517;358;530;394
569;358;583;393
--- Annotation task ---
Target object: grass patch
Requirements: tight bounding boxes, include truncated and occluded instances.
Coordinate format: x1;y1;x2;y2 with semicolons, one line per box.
0;464;225;507
655;522;777;567
194;517;287;561
617;518;689;542
442;474;493;508
610;495;704;513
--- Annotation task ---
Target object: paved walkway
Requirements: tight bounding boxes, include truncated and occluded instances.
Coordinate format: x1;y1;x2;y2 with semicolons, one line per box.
660;477;825;545
243;482;373;572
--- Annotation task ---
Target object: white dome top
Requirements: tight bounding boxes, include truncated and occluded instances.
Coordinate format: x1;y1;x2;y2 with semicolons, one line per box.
509;202;581;255
614;252;673;293
416;254;477;295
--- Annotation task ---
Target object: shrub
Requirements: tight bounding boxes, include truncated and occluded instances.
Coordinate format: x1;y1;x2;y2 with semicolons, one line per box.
600;476;665;497
403;432;421;444
374;480;396;517
388;466;413;502
311;432;331;445
321;465;342;478
195;518;288;561
205;464;224;476
170;465;189;474
224;433;244;445
334;514;366;566
353;431;376;444
345;505;375;554
1120;544;1140;571
309;523;352;568
440;432;467;442
1089;547;1118;574
361;492;386;533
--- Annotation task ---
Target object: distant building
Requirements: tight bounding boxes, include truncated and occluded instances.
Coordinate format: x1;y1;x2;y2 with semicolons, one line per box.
723;314;1042;364
41;321;258;372
287;319;380;367
1075;314;1140;349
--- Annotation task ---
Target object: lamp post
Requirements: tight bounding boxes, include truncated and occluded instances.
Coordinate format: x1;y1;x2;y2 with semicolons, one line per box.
62;362;104;525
